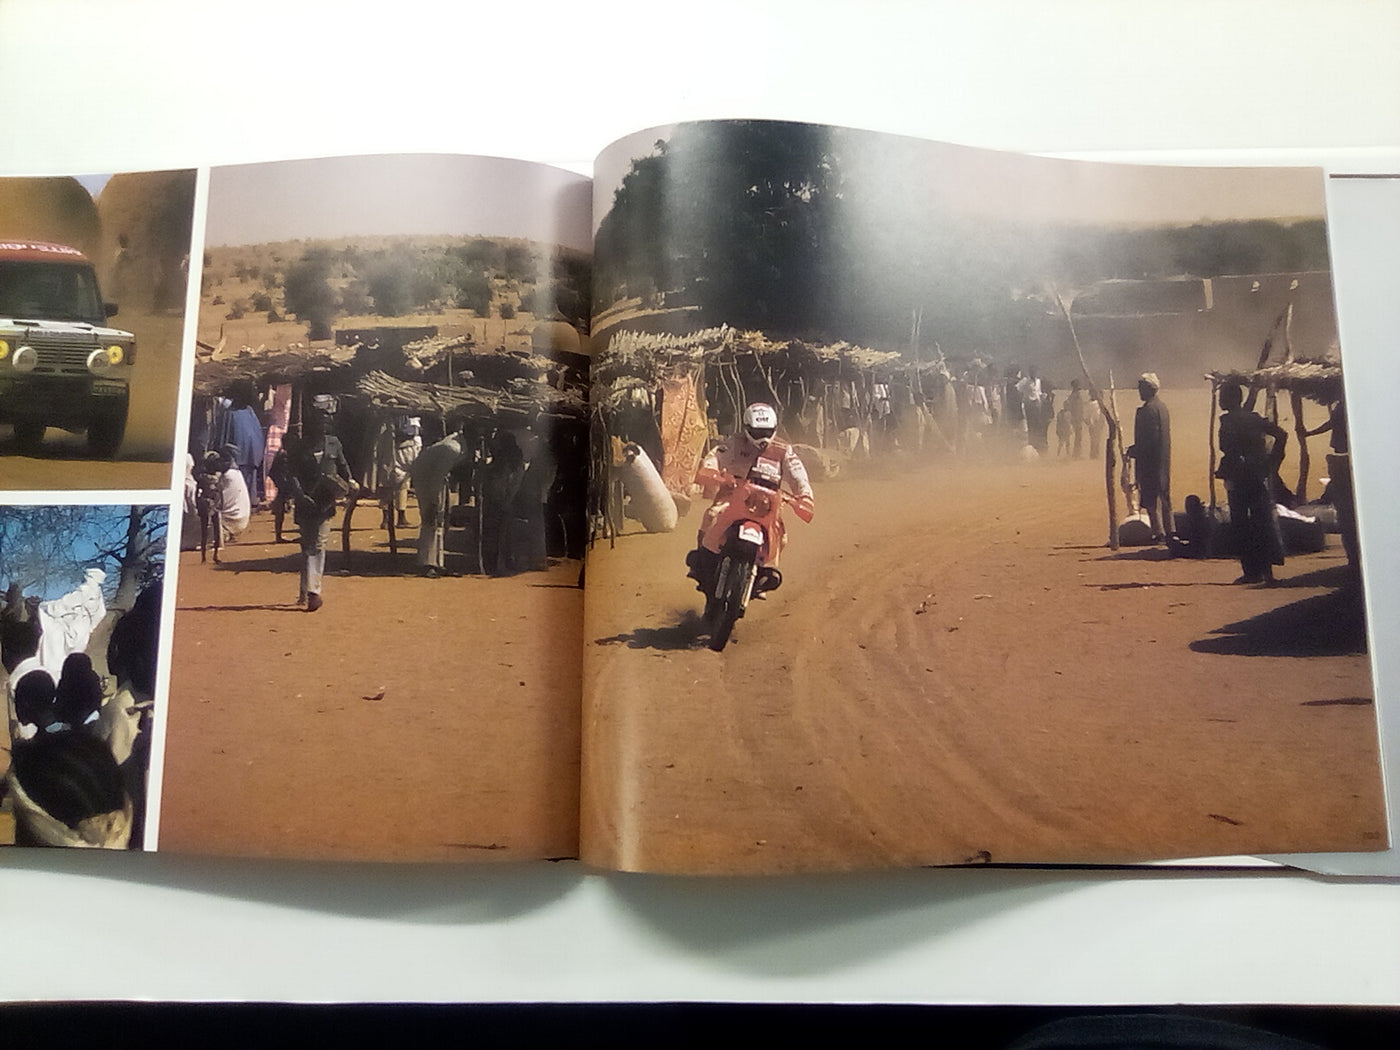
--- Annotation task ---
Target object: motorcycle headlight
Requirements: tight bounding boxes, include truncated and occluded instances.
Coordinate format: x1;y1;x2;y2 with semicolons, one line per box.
745;490;773;516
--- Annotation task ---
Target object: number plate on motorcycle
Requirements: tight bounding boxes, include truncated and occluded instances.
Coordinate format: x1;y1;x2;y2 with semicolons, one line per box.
751;459;782;483
739;523;763;545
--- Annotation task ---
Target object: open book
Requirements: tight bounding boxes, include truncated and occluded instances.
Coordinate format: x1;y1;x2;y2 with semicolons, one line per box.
1;119;1388;874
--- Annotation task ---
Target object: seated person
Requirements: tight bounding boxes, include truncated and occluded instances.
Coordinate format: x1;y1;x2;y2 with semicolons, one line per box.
1166;494;1218;560
204;447;251;542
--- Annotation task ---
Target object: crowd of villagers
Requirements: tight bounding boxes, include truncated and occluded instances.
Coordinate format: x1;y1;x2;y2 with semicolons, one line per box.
187;366;589;600
590;326;1111;515
591;328;1359;592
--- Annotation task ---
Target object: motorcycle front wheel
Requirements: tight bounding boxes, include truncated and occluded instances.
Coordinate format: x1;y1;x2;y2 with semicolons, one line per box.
707;548;756;652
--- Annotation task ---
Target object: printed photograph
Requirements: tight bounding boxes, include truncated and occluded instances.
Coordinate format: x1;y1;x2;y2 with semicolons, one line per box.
581;120;1388;874
0;171;196;489
160;154;591;861
1;504;166;848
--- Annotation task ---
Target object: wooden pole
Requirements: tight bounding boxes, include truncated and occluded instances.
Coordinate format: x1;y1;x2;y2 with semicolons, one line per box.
1108;372;1136;514
1291;391;1311;502
1208;381;1220;511
1280;287;1310;501
1053;290;1119;549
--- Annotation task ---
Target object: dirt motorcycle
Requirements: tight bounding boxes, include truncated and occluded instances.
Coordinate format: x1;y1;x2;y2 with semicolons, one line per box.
687;455;814;652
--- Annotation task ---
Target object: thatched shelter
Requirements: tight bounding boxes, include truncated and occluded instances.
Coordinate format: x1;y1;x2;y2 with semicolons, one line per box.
590;325;931;543
191;331;592;569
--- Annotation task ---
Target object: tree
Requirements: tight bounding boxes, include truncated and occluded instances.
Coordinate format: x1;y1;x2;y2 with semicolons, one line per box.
596;121;845;336
282;248;338;340
367;260;414;316
0;505;166;610
455;270;492;315
1;505;166;689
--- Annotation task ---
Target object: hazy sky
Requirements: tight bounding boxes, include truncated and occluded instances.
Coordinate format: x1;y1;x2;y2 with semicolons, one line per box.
207;154;592;252
593;121;1328;233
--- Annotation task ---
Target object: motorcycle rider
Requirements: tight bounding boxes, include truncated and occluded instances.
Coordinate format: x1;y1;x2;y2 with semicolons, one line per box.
686;401;814;594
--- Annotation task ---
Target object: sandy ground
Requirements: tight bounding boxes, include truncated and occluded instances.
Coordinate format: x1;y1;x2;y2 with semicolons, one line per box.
0;308;184;490
150;388;1388;872
580;390;1388;874
158;508;583;862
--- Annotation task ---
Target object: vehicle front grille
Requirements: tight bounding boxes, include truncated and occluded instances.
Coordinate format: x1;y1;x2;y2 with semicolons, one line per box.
26;335;101;373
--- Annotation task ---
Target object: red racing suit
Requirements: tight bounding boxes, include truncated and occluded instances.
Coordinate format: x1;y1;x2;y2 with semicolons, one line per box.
699;434;814;565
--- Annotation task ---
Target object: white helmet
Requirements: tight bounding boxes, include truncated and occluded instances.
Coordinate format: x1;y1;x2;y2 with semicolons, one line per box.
742;402;778;442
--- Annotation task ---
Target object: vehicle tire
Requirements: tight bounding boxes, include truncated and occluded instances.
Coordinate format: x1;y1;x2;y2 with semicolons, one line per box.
13;421;45;455
707;549;756;652
87;402;128;459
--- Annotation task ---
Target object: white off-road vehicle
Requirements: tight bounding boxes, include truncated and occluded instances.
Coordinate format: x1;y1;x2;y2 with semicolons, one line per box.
0;240;134;457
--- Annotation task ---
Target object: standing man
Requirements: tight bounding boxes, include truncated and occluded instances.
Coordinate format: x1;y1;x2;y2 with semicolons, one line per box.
1217;380;1288;585
284;411;355;611
1127;372;1172;543
1306;398;1359;581
374;414;423;530
410;425;469;578
217;381;266;507
478;428;525;577
1067;378;1091;458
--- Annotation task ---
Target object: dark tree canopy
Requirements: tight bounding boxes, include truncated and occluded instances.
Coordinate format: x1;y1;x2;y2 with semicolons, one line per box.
283;248;338;339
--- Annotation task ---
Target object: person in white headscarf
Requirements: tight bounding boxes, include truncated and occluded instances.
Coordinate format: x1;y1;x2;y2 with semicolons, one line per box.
1127;372;1173;543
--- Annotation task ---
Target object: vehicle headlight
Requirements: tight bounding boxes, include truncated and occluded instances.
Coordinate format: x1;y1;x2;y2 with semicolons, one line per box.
106;344;125;365
12;345;37;372
0;339;9;360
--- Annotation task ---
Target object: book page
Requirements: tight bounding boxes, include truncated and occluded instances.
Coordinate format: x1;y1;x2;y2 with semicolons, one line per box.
3;153;595;861
580;119;1389;874
2;168;195;848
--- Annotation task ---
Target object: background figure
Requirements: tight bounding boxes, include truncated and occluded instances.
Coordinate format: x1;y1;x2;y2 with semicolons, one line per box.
1055;404;1072;457
1067;379;1091;458
1034;387;1055;454
1216;380;1287;585
266;433;299;543
1166;494;1218;560
504;431;556;575
1128;372;1172;542
260;383;293;510
409;427;468;578
180;453;201;551
214;446;251;542
479;429;526;577
375;415;423;529
285;412;353;611
1088;400;1106;460
52;652;104;734
217;380;266;506
1307;399;1360;580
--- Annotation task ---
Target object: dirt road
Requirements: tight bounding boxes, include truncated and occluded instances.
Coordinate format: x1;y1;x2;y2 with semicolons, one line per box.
152;389;1387;872
158;513;583;862
581;398;1386;874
